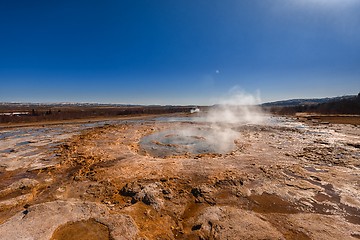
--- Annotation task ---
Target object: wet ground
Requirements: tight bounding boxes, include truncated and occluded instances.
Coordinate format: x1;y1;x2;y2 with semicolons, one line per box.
0;114;359;239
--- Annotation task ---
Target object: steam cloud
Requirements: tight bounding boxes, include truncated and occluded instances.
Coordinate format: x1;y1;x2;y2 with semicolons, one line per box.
183;89;266;154
144;89;267;157
206;89;265;125
197;89;266;153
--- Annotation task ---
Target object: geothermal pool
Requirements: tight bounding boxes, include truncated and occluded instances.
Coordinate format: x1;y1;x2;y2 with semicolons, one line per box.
140;127;238;157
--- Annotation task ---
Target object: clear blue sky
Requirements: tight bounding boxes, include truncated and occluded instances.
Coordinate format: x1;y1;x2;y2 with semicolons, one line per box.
0;0;359;105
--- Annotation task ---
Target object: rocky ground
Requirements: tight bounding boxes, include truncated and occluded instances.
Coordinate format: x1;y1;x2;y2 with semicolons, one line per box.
0;115;359;239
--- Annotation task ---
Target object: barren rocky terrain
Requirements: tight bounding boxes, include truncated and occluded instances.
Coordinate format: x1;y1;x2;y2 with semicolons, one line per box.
0;114;359;239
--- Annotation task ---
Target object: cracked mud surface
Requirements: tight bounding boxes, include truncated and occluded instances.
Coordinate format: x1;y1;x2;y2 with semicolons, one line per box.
0;115;359;239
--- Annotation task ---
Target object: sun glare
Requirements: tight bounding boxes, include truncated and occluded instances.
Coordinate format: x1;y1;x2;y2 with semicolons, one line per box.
299;0;359;7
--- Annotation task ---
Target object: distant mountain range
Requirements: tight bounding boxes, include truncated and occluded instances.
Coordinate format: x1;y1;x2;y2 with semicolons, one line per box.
0;102;199;108
262;95;357;107
1;94;358;108
0;102;141;107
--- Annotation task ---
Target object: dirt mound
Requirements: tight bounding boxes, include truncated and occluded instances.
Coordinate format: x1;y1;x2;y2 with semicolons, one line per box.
0;200;140;240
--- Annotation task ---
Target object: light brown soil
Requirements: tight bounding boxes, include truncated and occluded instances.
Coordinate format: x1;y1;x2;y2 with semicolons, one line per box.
51;219;110;240
0;116;359;239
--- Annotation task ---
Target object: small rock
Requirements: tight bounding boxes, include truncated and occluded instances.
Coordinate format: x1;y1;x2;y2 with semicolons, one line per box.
191;185;216;205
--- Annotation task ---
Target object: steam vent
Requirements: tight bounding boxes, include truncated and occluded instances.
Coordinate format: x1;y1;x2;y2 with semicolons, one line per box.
140;127;237;158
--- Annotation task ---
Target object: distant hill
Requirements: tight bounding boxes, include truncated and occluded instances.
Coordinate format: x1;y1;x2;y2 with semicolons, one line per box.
265;93;360;115
262;95;356;107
